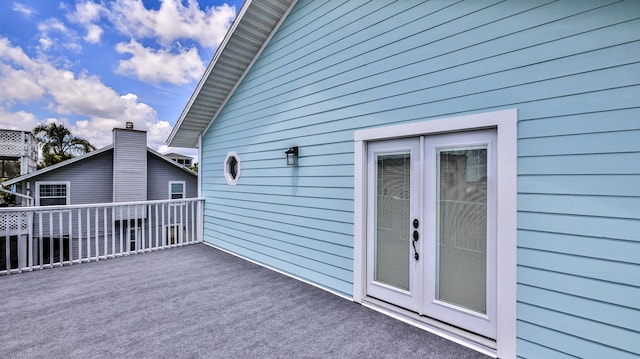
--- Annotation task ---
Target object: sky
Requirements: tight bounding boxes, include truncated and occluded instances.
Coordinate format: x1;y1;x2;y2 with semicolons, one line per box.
0;0;245;160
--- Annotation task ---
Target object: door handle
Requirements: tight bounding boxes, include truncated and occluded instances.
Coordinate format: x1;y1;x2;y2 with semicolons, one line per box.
412;229;419;260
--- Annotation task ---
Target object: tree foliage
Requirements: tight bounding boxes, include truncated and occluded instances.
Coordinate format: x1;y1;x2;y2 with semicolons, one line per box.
33;123;96;168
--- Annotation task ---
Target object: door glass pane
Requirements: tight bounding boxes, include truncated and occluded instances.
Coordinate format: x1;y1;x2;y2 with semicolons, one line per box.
436;147;487;314
374;153;410;291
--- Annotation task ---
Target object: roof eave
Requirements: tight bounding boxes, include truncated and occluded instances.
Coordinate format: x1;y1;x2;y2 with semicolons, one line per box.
166;0;297;148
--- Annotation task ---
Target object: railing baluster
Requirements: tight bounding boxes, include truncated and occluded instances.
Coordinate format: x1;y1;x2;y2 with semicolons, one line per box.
119;206;123;255
196;201;204;242
38;212;43;267
145;204;150;251
185;202;190;245
125;206;131;255
28;211;33;269
4;214;9;273
94;207;99;260
161;203;166;249
103;208;107;258
178;203;181;245
78;208;82;262
48;211;53;267
58;211;63;266
192;201;196;244
17;213;23;273
134;205;139;253
172;203;176;247
154;204;159;250
68;209;73;265
111;207;116;258
86;207;91;261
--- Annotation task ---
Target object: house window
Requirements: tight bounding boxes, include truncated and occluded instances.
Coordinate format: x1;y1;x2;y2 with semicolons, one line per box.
169;181;185;199
36;182;70;206
176;158;191;166
224;151;240;185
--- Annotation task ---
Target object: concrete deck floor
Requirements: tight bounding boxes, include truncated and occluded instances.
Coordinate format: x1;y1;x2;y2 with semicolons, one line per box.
0;244;490;358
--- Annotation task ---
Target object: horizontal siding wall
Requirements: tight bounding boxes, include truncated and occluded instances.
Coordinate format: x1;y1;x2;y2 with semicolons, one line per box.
28;150;114;205
200;0;640;356
146;154;198;200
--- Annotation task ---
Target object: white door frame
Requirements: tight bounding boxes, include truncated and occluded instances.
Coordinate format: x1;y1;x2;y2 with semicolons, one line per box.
353;109;517;358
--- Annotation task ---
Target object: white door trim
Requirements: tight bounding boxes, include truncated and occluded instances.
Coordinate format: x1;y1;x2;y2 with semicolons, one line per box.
353;109;517;358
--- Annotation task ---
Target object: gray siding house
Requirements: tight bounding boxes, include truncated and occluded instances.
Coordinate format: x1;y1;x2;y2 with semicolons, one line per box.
3;126;197;206
1;125;198;270
168;1;639;358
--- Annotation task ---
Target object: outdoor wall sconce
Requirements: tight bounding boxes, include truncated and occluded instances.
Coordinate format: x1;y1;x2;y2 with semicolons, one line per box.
285;146;298;166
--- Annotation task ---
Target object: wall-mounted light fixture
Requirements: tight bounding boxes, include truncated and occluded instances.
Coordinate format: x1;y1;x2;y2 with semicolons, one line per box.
285;146;298;166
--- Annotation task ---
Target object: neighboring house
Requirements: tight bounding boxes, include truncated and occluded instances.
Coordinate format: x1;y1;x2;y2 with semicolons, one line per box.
3;125;197;206
165;153;193;167
168;1;639;358
1;125;198;269
0;129;37;182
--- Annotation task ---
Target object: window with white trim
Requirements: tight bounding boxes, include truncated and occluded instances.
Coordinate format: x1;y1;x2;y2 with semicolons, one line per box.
36;182;70;206
169;181;185;199
224;151;240;185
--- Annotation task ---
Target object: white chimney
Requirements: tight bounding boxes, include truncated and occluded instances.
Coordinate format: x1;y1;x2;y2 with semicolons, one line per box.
112;126;147;204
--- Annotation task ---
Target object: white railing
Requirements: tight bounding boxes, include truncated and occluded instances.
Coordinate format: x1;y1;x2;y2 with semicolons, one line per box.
0;198;204;275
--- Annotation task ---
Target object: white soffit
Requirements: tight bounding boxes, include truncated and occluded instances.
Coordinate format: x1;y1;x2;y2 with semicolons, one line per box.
167;0;296;148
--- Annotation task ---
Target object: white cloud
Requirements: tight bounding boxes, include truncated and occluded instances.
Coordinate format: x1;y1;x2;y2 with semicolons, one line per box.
71;1;103;24
115;39;204;84
84;24;103;43
38;37;53;51
0;64;44;102
0;38;172;150
67;1;107;43
38;18;70;35
36;18;83;54
11;2;36;17
109;0;235;48
0;108;39;131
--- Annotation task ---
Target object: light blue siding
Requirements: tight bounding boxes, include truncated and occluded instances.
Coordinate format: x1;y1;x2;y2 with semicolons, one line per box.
200;1;640;356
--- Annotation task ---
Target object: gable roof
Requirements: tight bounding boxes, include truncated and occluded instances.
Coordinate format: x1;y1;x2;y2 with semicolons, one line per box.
2;146;196;187
166;0;296;148
2;145;113;186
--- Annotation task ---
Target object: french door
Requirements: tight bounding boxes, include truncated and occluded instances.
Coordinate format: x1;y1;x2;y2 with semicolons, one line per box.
366;129;497;339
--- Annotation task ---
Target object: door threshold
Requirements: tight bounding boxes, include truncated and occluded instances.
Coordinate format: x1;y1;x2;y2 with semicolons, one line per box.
362;296;498;358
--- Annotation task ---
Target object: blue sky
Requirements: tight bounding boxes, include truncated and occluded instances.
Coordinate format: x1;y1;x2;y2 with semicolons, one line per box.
0;0;245;158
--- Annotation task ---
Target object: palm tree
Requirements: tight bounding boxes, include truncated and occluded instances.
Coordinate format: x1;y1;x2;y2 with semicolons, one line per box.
32;123;96;168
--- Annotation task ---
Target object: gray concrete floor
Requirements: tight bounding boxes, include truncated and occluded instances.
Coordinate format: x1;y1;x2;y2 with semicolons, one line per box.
0;244;490;358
